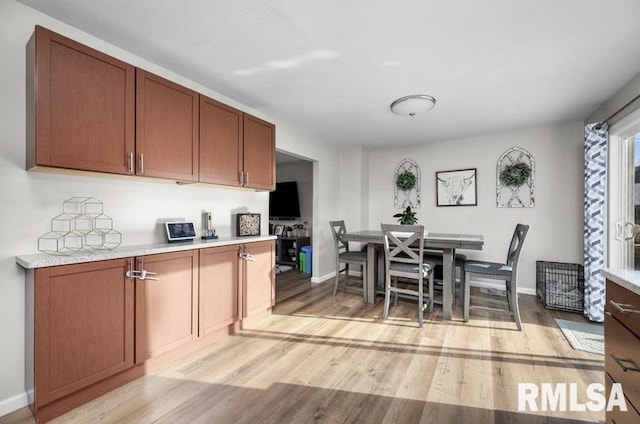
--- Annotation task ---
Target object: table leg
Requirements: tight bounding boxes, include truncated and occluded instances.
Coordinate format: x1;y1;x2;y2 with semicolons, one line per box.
366;243;376;304
442;248;455;320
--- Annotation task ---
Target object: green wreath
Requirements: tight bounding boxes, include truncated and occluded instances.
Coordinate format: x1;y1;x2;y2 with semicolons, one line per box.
499;162;531;187
396;171;416;191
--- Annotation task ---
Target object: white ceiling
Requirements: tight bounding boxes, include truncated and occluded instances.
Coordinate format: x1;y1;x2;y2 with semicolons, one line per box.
18;0;640;148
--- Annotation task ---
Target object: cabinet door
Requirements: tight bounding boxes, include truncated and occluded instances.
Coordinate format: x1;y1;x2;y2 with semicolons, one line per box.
199;245;241;336
243;240;276;319
199;96;243;186
243;114;275;190
28;26;135;174
136;69;199;181
34;259;134;406
135;250;198;362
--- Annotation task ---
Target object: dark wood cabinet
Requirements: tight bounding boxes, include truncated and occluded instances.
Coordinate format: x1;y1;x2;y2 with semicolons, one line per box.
199;96;244;186
605;279;640;422
136;69;199;181
199;245;241;336
34;259;135;407
134;250;199;363
243;113;276;190
242;240;275;325
27;26;135;174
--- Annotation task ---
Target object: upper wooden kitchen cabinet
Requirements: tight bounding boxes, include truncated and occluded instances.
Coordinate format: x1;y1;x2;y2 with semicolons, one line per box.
134;250;199;363
199;96;244;186
243;113;276;190
26;26;135;174
136;69;199;181
200;97;275;190
33;259;135;409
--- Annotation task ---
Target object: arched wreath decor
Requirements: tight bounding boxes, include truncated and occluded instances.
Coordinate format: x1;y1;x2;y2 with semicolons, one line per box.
394;158;421;209
496;146;535;208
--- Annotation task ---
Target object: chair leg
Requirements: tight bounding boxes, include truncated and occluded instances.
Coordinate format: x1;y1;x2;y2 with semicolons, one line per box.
508;279;523;331
383;275;391;320
418;290;424;328
345;263;350;281
428;271;434;313
361;263;367;303
393;278;399;306
463;271;471;322
333;260;340;296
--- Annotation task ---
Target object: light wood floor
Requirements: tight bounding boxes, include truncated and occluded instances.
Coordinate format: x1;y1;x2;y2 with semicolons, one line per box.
2;271;604;424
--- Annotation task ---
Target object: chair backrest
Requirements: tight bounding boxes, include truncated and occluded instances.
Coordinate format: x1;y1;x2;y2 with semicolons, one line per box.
329;220;348;255
381;223;425;268
506;223;530;282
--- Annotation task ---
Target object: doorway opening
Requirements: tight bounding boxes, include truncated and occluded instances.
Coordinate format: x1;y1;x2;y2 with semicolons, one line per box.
271;150;315;303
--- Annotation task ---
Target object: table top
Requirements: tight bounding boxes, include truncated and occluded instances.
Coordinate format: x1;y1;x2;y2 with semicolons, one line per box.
342;230;484;250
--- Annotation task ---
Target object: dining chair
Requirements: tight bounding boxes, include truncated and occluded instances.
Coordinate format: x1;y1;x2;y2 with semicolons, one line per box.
381;224;436;328
463;223;530;331
329;220;368;299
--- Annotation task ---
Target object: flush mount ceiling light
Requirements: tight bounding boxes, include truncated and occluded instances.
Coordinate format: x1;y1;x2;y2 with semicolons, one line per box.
390;94;436;117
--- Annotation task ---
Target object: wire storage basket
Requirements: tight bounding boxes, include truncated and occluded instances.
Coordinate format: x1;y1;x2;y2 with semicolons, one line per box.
536;261;584;313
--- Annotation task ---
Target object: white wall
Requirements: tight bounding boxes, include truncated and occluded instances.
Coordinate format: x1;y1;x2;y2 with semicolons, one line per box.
0;0;340;414
275;126;341;281
366;123;585;292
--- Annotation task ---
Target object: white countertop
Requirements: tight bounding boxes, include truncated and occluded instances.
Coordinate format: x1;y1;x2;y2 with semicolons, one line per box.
16;235;277;269
602;268;640;296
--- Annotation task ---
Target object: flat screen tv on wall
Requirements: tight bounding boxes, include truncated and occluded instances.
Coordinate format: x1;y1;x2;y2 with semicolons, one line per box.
269;181;301;219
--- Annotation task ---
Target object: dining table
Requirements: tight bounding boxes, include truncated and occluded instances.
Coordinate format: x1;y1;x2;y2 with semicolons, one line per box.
340;230;484;320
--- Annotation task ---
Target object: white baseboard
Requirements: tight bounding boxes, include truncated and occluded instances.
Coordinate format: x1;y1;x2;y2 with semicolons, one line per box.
311;271;335;284
0;391;29;418
311;270;364;284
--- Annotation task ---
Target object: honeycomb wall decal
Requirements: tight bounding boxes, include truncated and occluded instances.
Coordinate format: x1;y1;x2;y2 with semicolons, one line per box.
38;197;122;255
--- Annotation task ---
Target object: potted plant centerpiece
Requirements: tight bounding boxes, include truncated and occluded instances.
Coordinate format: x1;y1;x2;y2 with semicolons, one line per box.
393;206;417;225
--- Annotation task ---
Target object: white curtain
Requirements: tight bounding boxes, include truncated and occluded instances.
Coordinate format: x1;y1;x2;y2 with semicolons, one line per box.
584;123;608;322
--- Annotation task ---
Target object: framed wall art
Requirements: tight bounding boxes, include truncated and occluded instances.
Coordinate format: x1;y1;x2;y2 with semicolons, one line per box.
236;213;261;236
436;168;477;207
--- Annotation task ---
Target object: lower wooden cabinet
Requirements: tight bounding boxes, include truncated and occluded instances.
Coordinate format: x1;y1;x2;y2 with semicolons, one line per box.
33;259;135;407
605;279;640;422
199;245;241;336
242;240;276;325
27;240;274;423
135;250;199;362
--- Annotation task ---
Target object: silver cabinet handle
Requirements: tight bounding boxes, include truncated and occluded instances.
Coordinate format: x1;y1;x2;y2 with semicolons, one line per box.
139;154;145;174
139;269;159;281
611;354;640;373
245;171;249;186
239;252;255;261
609;300;640;314
129;152;134;174
125;268;159;281
239;170;244;185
